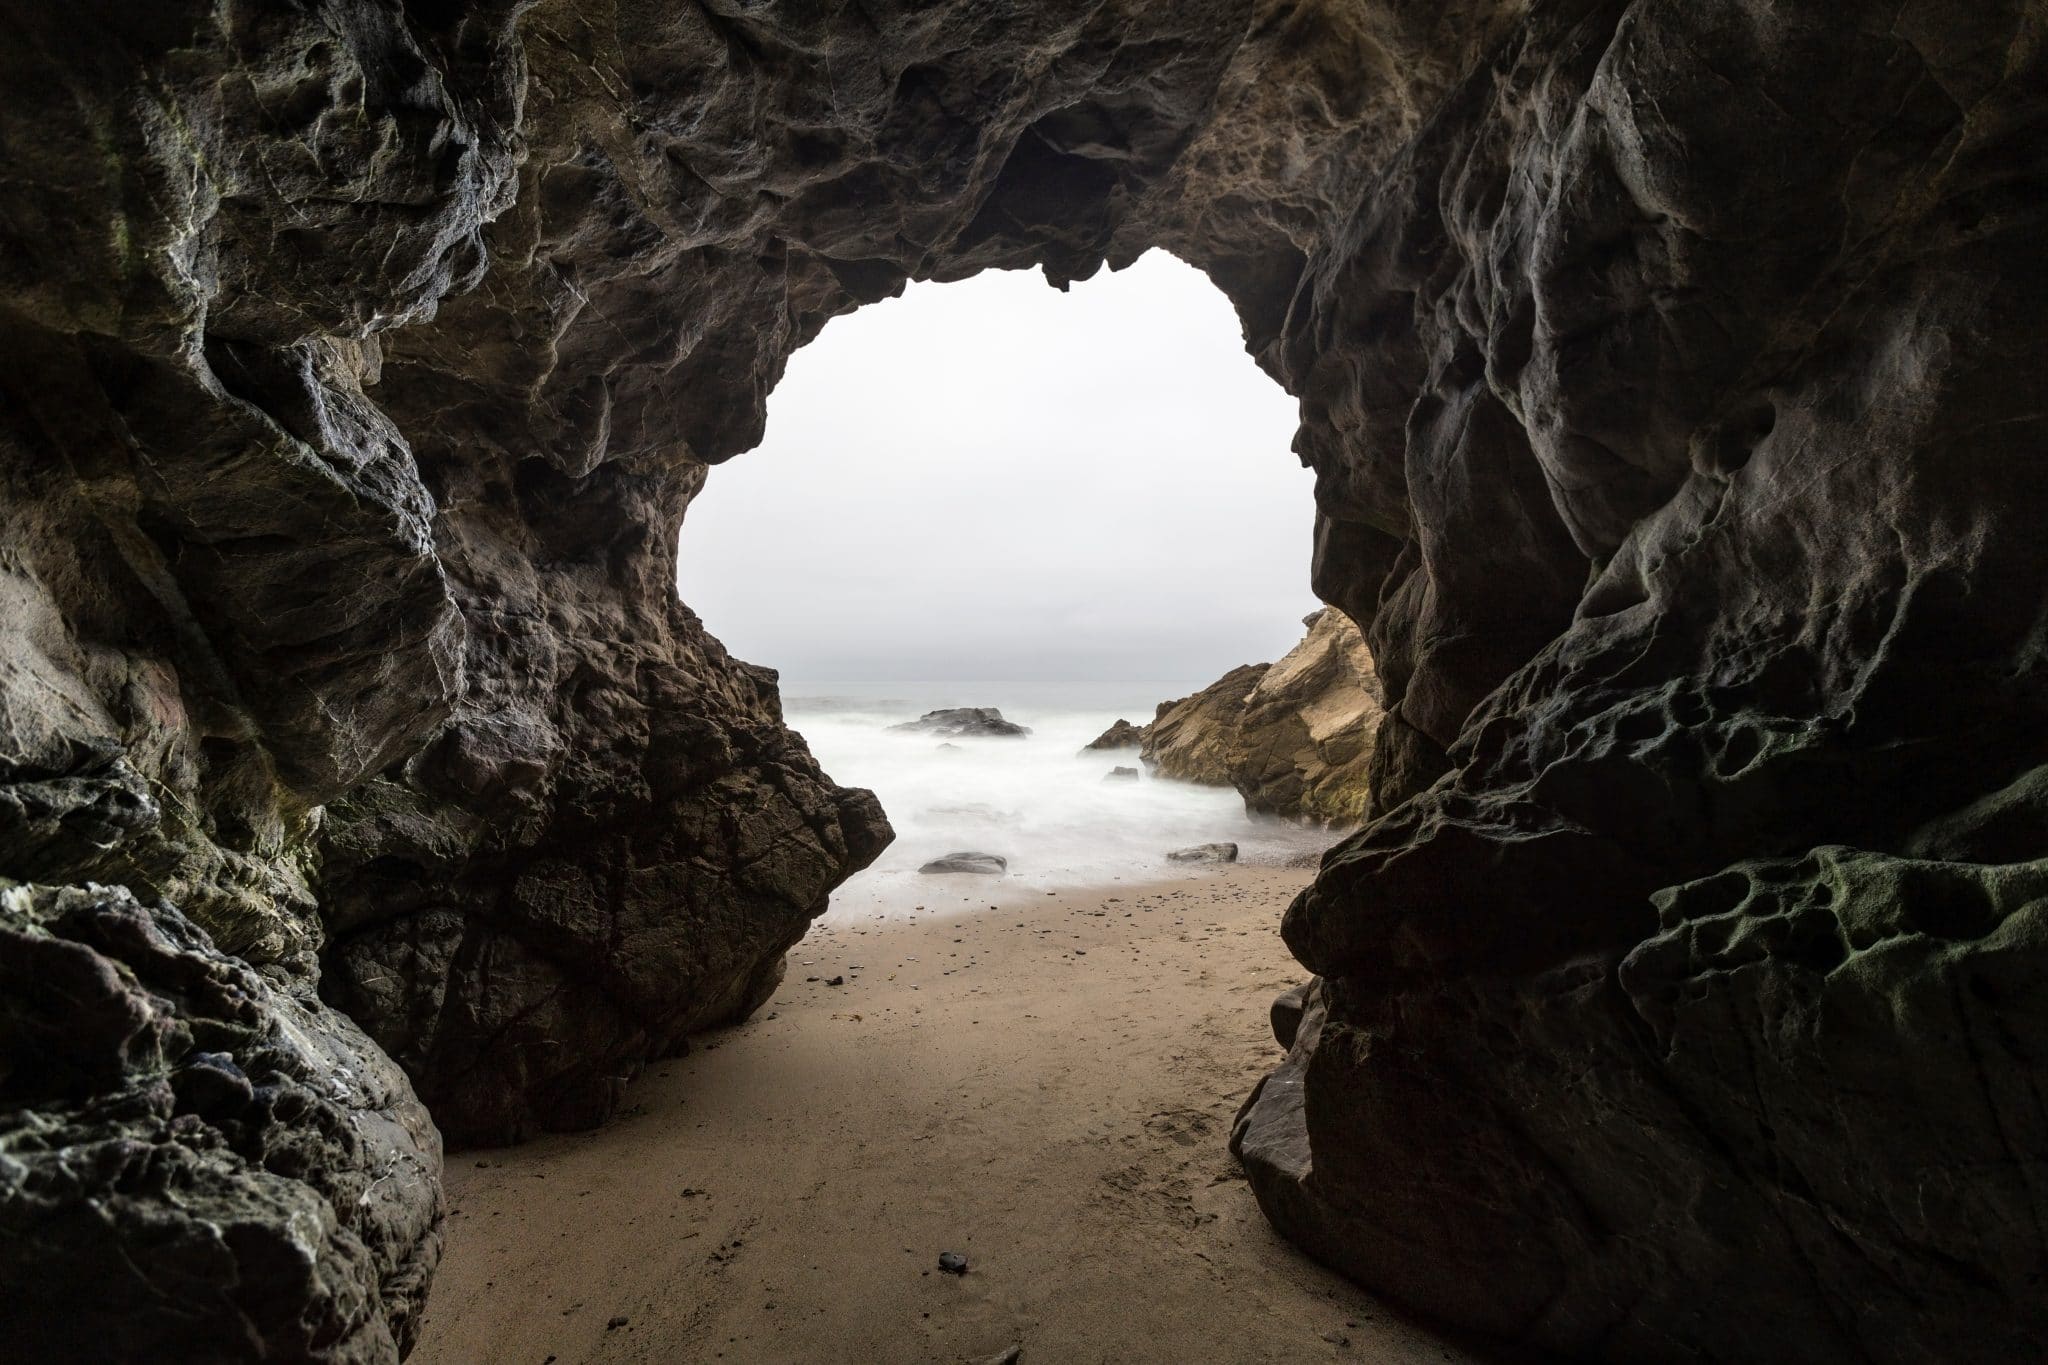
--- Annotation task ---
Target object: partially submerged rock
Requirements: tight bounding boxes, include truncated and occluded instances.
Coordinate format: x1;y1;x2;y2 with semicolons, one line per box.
918;853;1009;876
1103;766;1141;782
1082;719;1146;751
891;709;1031;738
1167;843;1239;864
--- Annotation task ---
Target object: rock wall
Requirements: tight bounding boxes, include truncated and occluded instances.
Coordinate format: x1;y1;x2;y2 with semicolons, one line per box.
0;884;443;1360
1;0;2043;1359
1231;3;2048;1361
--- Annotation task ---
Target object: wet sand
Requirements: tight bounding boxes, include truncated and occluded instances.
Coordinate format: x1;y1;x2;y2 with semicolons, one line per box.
413;865;1499;1365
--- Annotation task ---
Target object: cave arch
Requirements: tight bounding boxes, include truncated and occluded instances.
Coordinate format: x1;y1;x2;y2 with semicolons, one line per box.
676;251;1316;685
1;3;2044;1362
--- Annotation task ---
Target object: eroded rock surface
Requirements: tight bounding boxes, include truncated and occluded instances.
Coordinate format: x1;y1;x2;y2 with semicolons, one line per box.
0;883;442;1362
1231;4;2048;1362
2;0;2044;1359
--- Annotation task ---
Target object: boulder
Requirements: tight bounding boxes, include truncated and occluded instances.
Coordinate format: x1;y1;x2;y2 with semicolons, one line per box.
891;708;1032;739
1083;719;1147;751
1167;843;1240;864
1228;610;1384;825
1103;766;1141;782
1269;980;1314;1050
918;853;1009;876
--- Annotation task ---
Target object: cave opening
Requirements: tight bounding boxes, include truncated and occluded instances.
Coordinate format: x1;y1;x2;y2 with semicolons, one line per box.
677;249;1343;914
10;3;2041;1361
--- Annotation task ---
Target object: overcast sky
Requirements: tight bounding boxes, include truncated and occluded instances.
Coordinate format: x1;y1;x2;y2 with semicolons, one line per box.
676;251;1319;682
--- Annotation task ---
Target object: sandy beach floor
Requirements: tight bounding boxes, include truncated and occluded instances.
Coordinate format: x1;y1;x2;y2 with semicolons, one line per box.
412;866;1502;1365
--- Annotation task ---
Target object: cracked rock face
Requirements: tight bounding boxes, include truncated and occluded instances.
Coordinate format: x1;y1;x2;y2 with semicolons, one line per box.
0;883;442;1361
1;0;2044;1359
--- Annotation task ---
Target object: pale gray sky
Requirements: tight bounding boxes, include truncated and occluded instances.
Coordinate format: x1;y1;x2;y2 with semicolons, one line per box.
676;251;1319;682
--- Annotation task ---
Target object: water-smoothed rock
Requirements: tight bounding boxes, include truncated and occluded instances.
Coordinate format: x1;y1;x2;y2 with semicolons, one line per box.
892;708;1032;738
1168;842;1240;864
1104;766;1141;782
919;853;1009;876
1083;719;1146;751
1268;980;1314;1051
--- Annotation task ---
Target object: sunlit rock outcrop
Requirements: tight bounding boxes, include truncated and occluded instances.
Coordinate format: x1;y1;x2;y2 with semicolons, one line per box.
1140;609;1383;824
1;0;2043;1358
1230;609;1381;823
1141;663;1272;788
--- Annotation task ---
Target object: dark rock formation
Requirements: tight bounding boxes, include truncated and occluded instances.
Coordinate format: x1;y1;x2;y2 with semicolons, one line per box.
892;708;1032;738
1168;842;1241;864
1104;766;1141;782
1228;4;2048;1362
0;883;442;1362
317;635;888;1147
1083;719;1146;751
919;853;1009;876
3;0;2043;1359
1267;979;1313;1051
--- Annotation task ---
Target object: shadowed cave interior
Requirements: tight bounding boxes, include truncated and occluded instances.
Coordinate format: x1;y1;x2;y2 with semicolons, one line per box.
1;2;2045;1363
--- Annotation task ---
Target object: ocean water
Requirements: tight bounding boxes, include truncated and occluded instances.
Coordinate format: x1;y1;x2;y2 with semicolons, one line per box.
782;681;1338;919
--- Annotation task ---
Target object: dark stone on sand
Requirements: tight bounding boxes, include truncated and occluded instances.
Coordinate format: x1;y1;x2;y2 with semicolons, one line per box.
1167;843;1239;864
1270;981;1314;1050
938;1252;969;1275
919;854;1009;876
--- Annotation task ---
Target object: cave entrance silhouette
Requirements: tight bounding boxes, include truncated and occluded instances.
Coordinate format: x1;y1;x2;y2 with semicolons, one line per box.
676;248;1331;908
